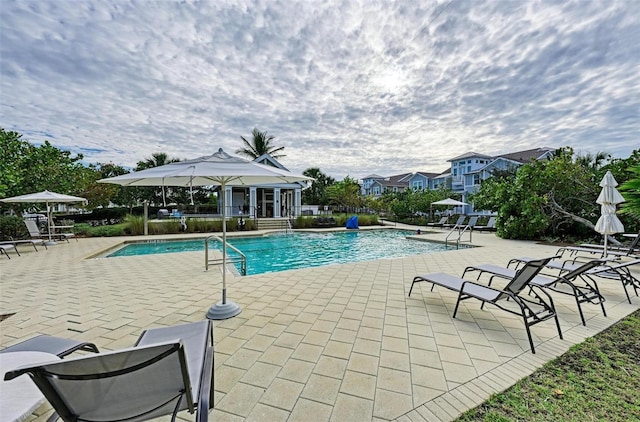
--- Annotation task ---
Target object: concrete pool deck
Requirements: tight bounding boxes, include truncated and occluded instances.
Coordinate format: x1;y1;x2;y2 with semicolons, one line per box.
1;225;638;421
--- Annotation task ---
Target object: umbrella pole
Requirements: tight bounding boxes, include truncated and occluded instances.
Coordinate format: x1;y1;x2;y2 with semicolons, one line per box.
45;201;56;246
222;185;227;303
206;181;241;320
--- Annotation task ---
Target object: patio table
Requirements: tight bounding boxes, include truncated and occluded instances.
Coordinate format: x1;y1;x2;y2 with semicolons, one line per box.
1;351;59;422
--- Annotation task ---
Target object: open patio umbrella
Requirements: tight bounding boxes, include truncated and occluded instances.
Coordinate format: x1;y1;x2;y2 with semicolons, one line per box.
431;198;468;206
0;190;87;245
594;171;625;258
99;148;313;320
431;198;468;217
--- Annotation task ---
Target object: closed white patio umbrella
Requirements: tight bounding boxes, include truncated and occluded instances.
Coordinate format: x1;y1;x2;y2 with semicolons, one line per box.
1;190;86;245
594;171;625;257
99;148;313;319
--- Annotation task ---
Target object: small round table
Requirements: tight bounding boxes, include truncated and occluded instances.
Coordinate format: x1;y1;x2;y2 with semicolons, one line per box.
0;351;60;422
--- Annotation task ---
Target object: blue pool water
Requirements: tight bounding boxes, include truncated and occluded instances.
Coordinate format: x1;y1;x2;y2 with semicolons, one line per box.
106;230;461;275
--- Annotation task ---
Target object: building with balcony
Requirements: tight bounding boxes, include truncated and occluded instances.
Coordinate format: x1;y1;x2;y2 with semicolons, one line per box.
359;147;556;214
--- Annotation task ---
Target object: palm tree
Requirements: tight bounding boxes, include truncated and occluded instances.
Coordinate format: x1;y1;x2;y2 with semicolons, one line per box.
236;128;285;160
619;165;640;222
136;153;181;206
576;151;611;170
302;167;335;205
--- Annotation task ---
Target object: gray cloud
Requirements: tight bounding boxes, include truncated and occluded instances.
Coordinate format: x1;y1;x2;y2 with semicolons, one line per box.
1;0;638;179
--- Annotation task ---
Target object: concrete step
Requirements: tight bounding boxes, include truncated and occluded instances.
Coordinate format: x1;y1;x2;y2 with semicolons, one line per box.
256;218;292;231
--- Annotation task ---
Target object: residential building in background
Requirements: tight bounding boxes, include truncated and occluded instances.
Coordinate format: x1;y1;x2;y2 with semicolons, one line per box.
360;147;555;213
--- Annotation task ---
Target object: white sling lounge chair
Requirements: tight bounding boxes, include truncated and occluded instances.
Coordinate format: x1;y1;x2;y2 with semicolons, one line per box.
1;335;98;357
409;257;558;353
508;256;640;305
0;243;19;259
5;320;214;422
462;259;608;326
1;236;47;252
556;232;640;261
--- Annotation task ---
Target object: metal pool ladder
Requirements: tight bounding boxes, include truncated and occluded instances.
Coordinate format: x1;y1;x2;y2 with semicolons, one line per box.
204;235;247;275
445;224;473;248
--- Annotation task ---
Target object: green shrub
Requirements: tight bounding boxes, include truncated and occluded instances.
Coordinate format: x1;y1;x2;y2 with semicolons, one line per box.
73;223;92;237
86;224;126;237
0;216;28;240
125;215;145;235
188;219;222;233
242;219;256;230
294;216;314;228
357;214;380;225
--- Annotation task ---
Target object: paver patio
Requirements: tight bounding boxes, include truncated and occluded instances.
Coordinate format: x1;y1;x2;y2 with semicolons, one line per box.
1;225;638;421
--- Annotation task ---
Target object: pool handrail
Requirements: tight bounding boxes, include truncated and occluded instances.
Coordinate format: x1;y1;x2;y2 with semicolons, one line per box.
204;235;247;275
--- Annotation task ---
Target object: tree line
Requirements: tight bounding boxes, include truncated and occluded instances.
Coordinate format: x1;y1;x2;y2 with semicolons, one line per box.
2;127;638;242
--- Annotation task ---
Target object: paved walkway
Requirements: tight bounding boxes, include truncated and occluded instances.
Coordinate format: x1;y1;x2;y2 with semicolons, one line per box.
1;226;638;421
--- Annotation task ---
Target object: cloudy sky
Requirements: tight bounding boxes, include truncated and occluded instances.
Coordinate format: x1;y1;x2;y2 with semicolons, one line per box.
1;0;638;179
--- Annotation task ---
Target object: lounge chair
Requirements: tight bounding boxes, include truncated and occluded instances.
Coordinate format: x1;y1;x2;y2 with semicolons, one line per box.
0;243;20;259
23;219;48;241
475;216;496;232
462;259;608;326
409;257;559;353
24;219;76;243
463;216;479;231
1;335;99;357
1;236;47;252
442;215;466;230
426;216;447;228
509;256;640;305
5;320;214;422
556;232;640;261
578;232;640;254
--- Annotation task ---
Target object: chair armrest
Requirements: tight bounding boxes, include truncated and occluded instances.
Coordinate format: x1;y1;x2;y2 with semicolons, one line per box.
197;345;214;422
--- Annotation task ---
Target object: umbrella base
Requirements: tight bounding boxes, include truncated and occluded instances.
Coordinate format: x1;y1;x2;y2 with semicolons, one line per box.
206;300;241;320
44;241;58;246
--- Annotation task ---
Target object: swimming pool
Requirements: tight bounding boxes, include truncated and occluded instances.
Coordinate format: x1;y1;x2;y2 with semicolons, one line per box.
106;230;464;275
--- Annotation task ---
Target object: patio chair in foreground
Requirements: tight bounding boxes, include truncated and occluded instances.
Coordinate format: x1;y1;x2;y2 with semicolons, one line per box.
1;334;99;357
5;320;214;422
409;257;558;353
462;259;608;326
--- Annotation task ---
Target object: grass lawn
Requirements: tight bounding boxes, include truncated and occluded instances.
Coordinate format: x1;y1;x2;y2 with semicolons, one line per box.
457;309;640;421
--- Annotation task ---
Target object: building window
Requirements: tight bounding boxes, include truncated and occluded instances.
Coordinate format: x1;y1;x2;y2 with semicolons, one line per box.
467;166;471;172
412;181;423;189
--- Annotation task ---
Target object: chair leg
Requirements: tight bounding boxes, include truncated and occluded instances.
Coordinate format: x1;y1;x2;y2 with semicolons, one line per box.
408;278;418;296
573;295;586;326
523;315;536;354
453;291;468;318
